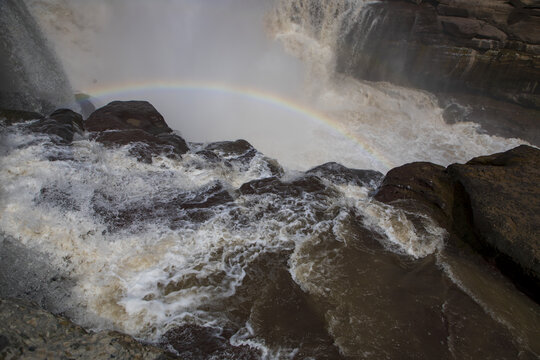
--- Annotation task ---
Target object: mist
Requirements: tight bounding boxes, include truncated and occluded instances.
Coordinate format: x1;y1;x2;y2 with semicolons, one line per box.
25;0;336;167
24;0;528;173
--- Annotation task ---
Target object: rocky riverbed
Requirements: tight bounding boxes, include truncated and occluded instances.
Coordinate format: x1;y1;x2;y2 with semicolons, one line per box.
1;100;538;358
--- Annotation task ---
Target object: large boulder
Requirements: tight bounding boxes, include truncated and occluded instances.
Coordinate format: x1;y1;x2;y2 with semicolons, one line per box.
22;108;84;144
374;145;540;300
374;162;457;232
448;145;540;294
86;101;189;162
86;101;173;135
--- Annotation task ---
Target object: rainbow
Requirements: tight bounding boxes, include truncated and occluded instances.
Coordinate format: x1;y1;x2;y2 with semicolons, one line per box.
82;80;394;170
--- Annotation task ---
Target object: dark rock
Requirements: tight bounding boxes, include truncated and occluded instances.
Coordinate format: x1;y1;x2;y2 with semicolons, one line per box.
374;145;540;301
437;4;469;18
0;334;9;352
204;139;258;166
161;325;259;360
203;139;284;177
230;251;344;359
0;298;171;359
93;129;189;163
448;145;540;298
239;175;330;198
85;100;189;163
27;109;84;144
332;0;540;109
307;162;384;188
438;92;540;146
374;162;456;231
440;16;507;41
205;139;255;157
86;101;173;135
93;181;234;231
0;108;44;125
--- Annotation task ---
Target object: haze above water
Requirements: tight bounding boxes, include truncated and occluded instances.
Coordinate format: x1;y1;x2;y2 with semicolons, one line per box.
26;0;528;172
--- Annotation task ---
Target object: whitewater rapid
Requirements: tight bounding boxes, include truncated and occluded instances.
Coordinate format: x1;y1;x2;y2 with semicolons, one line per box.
1;0;538;358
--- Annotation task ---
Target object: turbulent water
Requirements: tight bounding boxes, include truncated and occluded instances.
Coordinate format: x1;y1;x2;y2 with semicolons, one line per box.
1;0;539;359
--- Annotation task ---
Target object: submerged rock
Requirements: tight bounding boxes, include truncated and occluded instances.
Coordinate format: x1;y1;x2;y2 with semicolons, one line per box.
0;298;171;360
307;161;383;188
201;139;284;177
92;180;234;231
93;129;189;163
239;175;330;198
375;145;540;300
161;325;259;360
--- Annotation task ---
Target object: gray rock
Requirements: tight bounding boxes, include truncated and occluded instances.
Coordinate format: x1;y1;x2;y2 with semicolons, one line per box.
0;298;172;360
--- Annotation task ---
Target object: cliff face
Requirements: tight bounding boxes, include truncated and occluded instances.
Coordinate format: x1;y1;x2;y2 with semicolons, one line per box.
336;0;540;109
375;145;540;302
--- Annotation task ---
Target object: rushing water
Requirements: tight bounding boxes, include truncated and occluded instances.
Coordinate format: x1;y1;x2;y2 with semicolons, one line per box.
1;0;539;359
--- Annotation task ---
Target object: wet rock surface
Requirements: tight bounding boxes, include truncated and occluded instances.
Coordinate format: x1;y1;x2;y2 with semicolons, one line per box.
92;129;189;163
86;100;173;135
448;145;540;298
307;162;384;188
0;298;171;360
336;0;540;109
28;108;84;144
161;325;260;360
375;145;540;301
438;92;540;146
2;98;539;358
201;139;284;177
92;180;234;231
86;101;189;162
0;108;44;125
0;0;73;114
239;175;330;198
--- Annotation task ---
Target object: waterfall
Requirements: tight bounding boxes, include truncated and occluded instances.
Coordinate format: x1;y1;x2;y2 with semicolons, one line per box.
0;0;73;114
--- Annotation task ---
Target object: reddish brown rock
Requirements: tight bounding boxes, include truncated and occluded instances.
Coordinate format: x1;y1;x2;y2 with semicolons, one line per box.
448;145;540;296
374;145;540;301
